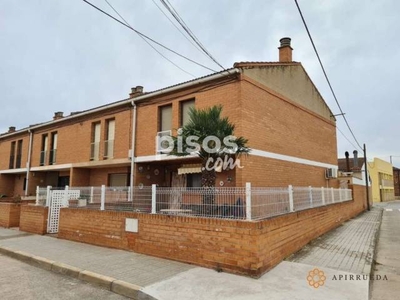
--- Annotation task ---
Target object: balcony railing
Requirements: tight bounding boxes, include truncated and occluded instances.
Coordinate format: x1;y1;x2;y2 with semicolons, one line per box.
9;155;14;169
40;151;47;166
49;149;57;165
104;140;114;159
15;154;22;169
156;130;172;154
90;142;100;161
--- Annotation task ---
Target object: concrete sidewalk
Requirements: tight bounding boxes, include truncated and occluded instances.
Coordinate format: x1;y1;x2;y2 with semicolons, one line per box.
0;207;382;300
287;207;382;275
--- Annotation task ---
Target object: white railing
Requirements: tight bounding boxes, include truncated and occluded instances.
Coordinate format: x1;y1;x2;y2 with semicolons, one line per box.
36;184;353;221
90;142;100;160
35;186;49;206
156;130;172;153
104;140;114;159
156;187;247;219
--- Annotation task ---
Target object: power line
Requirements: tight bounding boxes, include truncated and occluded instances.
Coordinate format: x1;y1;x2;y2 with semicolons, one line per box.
159;0;226;71
82;0;217;73
151;0;207;57
103;0;195;78
294;0;363;151
337;126;358;151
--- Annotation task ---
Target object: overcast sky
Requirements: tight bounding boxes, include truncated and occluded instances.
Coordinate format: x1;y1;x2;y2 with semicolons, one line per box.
1;0;399;167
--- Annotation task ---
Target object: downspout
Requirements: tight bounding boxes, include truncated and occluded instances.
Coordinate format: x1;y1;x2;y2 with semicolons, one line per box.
130;101;137;201
25;129;33;196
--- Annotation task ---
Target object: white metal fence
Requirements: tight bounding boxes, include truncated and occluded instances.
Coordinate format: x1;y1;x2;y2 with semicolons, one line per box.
36;184;353;221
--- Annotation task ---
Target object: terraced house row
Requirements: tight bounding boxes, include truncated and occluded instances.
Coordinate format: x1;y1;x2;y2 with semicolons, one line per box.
0;38;340;197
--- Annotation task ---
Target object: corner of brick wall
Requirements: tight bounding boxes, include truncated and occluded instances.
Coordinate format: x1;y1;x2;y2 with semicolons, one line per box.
19;205;48;235
0;203;21;228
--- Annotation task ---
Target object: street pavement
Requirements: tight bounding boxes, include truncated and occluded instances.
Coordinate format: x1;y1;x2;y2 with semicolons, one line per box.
0;207;384;300
0;254;125;300
370;200;400;300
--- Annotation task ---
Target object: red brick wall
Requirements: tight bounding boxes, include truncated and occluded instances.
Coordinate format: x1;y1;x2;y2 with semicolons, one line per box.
241;76;337;164
0;133;30;171
237;76;338;187
13;175;26;197
19;205;48;235
0;203;21;228
0;174;14;196
70;168;90;187
58;185;366;277
238;156;339;188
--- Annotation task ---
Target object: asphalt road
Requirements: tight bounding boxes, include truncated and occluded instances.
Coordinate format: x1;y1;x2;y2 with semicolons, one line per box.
0;254;127;300
370;200;400;300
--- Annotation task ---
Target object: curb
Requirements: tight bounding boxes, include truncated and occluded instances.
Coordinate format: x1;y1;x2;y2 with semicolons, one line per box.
368;207;384;299
362;207;384;276
0;246;157;300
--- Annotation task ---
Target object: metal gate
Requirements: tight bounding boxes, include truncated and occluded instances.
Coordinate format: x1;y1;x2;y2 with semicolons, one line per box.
47;188;80;233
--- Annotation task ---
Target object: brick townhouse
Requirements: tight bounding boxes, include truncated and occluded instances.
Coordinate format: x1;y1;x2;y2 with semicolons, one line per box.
0;38;339;197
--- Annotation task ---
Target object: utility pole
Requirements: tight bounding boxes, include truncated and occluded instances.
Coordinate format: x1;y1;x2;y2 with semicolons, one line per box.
364;144;370;211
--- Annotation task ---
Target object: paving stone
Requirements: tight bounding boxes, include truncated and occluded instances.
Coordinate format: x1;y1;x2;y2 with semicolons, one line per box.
287;207;382;275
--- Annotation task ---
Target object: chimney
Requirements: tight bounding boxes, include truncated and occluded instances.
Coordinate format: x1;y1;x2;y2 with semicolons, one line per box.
8;126;16;133
353;150;359;169
345;151;350;172
53;112;64;120
129;86;144;98
278;37;293;62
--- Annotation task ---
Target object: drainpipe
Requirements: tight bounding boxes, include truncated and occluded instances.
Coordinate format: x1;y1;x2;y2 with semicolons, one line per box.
25;129;33;196
130;101;137;201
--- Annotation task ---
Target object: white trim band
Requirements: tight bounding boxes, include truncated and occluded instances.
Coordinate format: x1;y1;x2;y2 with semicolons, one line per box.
134;149;337;169
135;153;198;163
250;149;338;169
0;168;27;174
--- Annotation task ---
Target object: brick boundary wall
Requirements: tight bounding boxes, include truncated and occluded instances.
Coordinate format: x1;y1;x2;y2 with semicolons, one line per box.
19;205;48;235
0;203;21;228
58;184;367;277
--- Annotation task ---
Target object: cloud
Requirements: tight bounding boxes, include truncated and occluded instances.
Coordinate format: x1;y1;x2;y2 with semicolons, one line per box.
1;0;399;166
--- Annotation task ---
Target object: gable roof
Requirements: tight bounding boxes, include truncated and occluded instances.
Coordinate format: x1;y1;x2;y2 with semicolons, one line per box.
0;68;239;139
233;61;301;67
233;61;335;121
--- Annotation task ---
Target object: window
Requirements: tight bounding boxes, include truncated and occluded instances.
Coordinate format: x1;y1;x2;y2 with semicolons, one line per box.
180;99;195;127
159;105;172;132
157;105;173;153
104;119;115;159
187;173;202;187
9;141;16;169
91;122;101;160
40;135;48;166
49;132;57;165
109;173;128;187
16;140;23;168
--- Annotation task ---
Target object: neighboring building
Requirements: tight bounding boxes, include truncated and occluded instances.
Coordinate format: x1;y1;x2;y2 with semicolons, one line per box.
0;38;340;197
337;150;368;187
394;167;400;198
368;158;395;202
